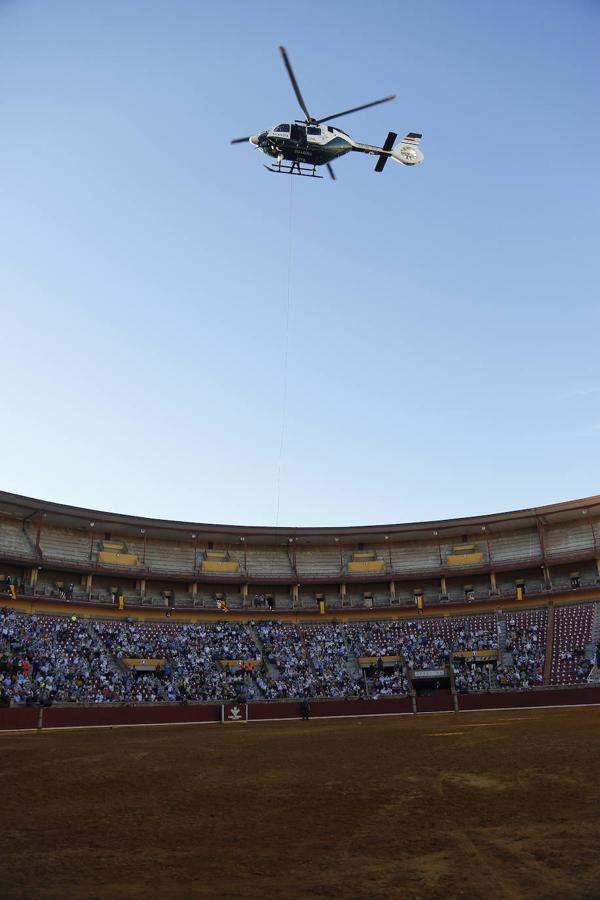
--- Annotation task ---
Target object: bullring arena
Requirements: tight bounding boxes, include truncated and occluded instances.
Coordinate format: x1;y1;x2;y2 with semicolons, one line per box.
3;489;600;898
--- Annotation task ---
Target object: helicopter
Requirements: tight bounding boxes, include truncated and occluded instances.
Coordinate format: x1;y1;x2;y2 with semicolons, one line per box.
231;46;424;180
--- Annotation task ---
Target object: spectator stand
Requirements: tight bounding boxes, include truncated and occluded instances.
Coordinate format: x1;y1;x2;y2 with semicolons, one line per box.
549;602;596;686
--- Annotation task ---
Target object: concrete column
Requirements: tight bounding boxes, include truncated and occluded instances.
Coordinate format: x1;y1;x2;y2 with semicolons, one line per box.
340;582;347;607
28;567;39;588
291;584;299;606
389;580;396;604
440;576;447;595
543;565;552;589
596;557;600;578
85;574;92;598
140;579;146;598
490;571;497;593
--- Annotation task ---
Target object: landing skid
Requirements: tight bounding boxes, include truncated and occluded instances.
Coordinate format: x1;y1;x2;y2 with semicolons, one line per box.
264;160;323;178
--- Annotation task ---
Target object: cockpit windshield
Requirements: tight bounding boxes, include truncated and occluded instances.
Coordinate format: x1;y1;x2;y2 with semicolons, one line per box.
274;124;290;133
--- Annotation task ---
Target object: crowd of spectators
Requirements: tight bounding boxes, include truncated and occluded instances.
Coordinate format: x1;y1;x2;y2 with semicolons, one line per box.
370;665;409;697
2;605;598;706
494;611;545;689
1;608;122;705
91;620;260;702
453;659;492;692
254;621;363;699
303;623;364;698
346;619;455;671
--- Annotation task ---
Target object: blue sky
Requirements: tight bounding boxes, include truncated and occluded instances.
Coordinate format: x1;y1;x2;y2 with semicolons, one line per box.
1;0;599;527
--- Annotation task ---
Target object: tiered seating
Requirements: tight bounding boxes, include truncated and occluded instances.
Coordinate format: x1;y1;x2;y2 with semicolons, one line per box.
496;608;546;689
345;619;450;671
420;613;498;652
544;522;595;558
246;548;293;577
253;621;314;698
91;620;258;701
549;603;595;685
295;547;341;577
126;538;194;573
39;527;91;562
0;610;118;704
345;619;406;658
490;529;540;563
302;623;361;696
0;518;35;558
388;541;440;573
2;603;600;706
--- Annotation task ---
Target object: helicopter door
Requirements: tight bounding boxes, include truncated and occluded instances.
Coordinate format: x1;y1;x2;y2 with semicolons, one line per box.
290;124;307;146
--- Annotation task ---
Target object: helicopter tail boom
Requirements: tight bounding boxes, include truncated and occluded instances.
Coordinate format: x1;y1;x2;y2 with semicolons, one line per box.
351;132;424;169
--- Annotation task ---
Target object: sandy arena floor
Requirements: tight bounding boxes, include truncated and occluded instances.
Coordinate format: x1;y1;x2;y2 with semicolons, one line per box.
1;706;600;899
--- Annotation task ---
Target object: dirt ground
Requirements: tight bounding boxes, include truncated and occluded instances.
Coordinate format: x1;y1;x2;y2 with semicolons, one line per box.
2;706;600;900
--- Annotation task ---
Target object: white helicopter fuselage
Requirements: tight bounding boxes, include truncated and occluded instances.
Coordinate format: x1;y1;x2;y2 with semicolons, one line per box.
250;122;424;168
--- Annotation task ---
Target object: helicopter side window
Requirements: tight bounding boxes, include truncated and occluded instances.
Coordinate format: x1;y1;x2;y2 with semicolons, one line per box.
274;124;290;133
307;126;321;136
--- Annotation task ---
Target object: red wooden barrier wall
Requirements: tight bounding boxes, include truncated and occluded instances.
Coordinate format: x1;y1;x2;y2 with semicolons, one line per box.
2;687;600;732
42;703;220;729
0;707;39;731
416;690;454;713
457;687;600;711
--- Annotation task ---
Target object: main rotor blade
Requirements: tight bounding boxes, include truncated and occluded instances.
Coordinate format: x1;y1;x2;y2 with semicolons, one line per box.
316;95;396;125
279;46;312;123
230;136;252;144
326;163;336;181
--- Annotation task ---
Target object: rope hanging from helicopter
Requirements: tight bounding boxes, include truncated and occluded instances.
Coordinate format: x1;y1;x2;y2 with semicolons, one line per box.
274;175;294;526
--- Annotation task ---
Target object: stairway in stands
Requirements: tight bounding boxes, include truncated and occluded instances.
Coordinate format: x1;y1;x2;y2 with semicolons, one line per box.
339;625;363;681
542;605;555;685
84;620;128;675
496;613;512;666
246;623;278;681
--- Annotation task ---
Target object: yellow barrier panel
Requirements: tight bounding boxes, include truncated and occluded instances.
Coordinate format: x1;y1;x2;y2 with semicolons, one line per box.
447;552;483;566
122;658;167;669
202;561;239;573
357;655;401;665
347;560;385;573
98;551;139;566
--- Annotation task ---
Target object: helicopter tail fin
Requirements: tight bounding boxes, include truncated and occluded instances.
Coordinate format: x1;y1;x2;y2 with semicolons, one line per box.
391;133;424;166
374;132;397;172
